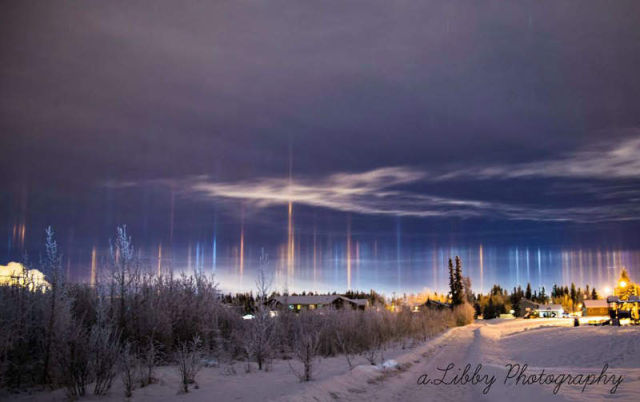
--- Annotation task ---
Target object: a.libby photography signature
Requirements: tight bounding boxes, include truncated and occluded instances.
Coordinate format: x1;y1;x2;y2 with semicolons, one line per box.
416;362;624;395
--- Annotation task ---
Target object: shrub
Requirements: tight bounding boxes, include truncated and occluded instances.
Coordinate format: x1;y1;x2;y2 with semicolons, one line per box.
453;303;475;326
175;336;203;393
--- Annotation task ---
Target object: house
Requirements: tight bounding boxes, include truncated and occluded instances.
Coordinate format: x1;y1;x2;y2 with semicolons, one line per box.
519;298;564;318
269;295;368;312
423;299;451;310
536;304;564;318
582;299;609;317
518;298;538;317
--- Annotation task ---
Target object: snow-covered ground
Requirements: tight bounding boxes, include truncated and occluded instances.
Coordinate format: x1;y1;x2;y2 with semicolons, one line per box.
15;319;640;401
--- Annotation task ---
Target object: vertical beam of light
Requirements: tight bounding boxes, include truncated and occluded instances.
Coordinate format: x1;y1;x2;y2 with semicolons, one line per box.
157;244;162;276
588;251;594;289
479;245;484;294
212;215;217;273
201;244;205;275
515;247;520;285
579;249;584;287
597;250;603;290
19;185;27;251
607;250;613;286
396;218;401;292
195;242;201;276
20;224;26;250
374;239;379;284
537;248;542;289
90;246;97;287
439;248;445;293
526;248;530;283
187;243;192;273
356;241;360;290
333;243;338;285
286;136;294;290
312;223;317;286
426;244;438;292
239;216;245;283
562;251;568;285
169;185;175;245
548;251;553;286
287;201;294;289
346;216;352;291
212;235;217;273
66;256;71;282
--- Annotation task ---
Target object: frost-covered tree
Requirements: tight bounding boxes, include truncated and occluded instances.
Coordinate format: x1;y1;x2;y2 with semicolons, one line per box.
42;226;64;385
110;225;139;339
242;250;275;370
175;336;203;393
289;313;321;382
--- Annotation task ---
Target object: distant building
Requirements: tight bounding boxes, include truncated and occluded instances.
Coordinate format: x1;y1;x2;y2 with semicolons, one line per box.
536;304;564;318
423;299;451;310
519;298;564;318
582;299;609;317
518;298;538;317
0;262;50;291
269;295;368;312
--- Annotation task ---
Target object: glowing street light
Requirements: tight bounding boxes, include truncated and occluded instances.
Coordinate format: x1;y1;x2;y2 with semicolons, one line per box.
619;280;627;288
604;286;612;295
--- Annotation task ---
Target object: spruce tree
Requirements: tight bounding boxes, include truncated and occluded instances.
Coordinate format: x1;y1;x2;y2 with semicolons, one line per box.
570;283;577;305
539;286;548;303
451;256;464;306
448;258;456;305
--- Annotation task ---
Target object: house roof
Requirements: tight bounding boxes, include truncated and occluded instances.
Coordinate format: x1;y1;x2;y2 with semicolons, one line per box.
519;298;539;308
271;295;368;306
425;299;451;307
520;299;564;311
583;299;608;308
537;304;563;311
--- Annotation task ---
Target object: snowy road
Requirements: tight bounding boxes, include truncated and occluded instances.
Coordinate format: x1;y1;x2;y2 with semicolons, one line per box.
283;319;640;402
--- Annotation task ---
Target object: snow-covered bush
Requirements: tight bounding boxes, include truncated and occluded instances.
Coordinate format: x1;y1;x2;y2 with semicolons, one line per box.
175;336;203;393
90;322;120;395
120;341;138;397
55;319;91;398
289;312;322;382
453;303;475;326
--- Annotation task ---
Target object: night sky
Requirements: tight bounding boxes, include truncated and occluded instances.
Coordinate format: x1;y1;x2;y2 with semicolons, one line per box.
2;1;640;294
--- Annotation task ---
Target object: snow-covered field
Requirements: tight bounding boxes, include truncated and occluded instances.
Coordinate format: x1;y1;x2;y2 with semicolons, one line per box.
16;319;640;402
